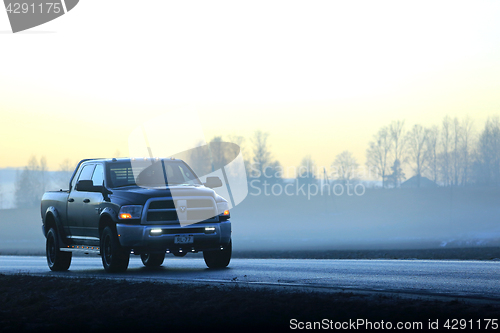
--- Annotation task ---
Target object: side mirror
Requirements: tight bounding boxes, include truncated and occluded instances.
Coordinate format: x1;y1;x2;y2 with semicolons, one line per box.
76;180;102;192
204;176;223;189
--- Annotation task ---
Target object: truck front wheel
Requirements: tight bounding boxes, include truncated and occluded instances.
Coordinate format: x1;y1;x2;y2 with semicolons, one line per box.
101;226;130;273
203;240;232;269
46;228;72;271
140;253;165;267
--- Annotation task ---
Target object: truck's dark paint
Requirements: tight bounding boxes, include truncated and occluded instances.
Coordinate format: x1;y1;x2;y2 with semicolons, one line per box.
41;158;232;272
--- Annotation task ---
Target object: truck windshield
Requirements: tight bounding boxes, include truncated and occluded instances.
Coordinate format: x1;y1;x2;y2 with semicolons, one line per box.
107;160;202;188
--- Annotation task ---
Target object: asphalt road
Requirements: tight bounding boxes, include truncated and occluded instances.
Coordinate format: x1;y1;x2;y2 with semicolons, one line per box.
1;255;499;301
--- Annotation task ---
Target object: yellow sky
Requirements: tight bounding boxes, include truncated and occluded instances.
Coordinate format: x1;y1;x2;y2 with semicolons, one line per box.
1;0;500;175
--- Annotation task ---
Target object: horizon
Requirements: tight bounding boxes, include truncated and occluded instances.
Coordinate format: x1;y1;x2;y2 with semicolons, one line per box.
0;113;498;182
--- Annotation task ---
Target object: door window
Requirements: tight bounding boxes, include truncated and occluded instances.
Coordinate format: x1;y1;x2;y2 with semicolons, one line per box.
92;164;104;186
75;164;95;191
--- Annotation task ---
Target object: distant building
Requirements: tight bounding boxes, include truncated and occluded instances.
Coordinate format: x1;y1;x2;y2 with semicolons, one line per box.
400;175;437;188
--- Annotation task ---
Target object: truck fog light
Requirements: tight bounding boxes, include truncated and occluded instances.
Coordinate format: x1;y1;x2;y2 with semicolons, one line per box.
204;227;216;234
150;228;162;235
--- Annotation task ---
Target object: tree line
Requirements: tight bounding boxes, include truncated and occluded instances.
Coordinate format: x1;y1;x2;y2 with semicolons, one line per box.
366;116;500;188
14;157;74;207
10;115;500;207
235;115;500;188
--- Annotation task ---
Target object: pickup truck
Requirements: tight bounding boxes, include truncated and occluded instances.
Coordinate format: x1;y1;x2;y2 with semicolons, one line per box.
41;158;232;272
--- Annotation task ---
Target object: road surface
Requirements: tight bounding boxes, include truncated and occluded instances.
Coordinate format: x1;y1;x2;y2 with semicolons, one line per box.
1;255;499;301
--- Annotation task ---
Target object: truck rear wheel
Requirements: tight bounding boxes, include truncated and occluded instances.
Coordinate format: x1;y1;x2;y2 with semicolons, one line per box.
46;228;72;271
140;253;165;267
101;226;130;273
203;239;232;269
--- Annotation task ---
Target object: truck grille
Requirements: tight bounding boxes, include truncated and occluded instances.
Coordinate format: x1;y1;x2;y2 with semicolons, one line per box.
147;210;178;222
149;200;176;210
143;197;218;225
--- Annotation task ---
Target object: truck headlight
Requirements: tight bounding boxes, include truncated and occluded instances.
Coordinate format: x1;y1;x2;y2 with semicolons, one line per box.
119;205;143;219
216;201;230;220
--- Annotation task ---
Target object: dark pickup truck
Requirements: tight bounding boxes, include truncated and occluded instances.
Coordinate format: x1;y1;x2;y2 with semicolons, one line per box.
41;158;232;272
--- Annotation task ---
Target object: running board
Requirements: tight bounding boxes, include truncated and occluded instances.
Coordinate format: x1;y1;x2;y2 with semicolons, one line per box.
60;245;101;255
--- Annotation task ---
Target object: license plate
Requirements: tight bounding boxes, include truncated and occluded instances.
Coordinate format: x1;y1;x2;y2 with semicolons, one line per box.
174;235;194;244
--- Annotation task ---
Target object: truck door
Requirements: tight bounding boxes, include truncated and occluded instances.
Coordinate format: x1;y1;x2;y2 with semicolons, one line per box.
81;163;105;238
67;163;95;238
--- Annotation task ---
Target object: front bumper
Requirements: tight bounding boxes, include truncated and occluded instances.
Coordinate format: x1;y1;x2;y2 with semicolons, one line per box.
116;220;231;253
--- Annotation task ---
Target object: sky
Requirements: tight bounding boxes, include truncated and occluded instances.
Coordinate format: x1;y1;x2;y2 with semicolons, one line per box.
1;0;500;177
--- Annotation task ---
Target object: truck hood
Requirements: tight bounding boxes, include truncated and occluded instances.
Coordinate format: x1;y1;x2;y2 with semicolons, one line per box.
109;185;218;206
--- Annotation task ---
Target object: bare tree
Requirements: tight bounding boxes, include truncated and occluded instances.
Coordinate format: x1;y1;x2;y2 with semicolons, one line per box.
390;120;406;162
227;134;246;156
227;134;251;178
389;120;406;187
15;155;44;207
426;126;440;183
40;156;48;192
298;155;316;185
55;159;75;189
264;160;283;184
332;151;359;183
183;135;250;181
460;117;474;186
386;159;405;188
251;130;272;181
441;116;473;186
406;124;430;187
185;140;212;177
452;117;462;186
440;116;453;186
208;136;225;172
474;117;500;185
366;126;392;188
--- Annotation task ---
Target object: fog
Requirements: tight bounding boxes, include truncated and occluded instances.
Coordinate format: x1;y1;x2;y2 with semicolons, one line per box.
1;185;499;255
2;116;500;254
232;186;500;251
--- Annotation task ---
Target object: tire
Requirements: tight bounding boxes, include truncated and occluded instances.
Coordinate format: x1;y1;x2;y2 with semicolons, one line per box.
46;228;72;271
140;253;165;267
203;239;232;269
101;226;130;273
